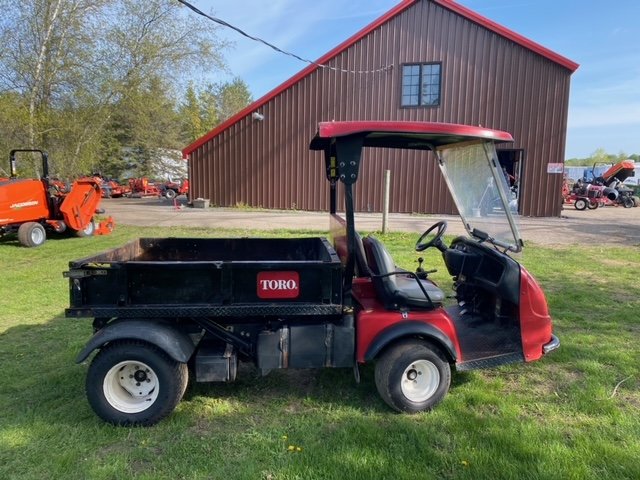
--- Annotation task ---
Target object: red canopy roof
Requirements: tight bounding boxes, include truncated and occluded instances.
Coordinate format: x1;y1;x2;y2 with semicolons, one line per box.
310;121;514;150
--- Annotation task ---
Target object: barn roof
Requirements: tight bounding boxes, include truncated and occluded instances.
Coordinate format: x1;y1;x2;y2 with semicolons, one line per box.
183;0;579;157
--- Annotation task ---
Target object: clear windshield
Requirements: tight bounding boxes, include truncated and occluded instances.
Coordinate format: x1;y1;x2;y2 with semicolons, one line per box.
437;141;522;252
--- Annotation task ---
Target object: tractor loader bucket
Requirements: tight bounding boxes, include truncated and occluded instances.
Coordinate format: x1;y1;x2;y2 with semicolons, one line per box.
59;178;103;232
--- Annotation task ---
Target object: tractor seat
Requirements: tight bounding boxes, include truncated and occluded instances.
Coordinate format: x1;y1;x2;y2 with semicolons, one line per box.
362;236;445;310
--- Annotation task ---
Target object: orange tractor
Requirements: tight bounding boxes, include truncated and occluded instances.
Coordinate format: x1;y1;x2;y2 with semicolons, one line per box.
0;149;114;247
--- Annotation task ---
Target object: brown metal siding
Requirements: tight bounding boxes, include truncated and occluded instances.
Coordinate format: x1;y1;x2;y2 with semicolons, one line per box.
189;0;572;217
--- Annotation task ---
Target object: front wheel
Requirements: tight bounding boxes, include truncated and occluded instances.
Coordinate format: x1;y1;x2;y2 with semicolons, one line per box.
574;198;588;211
164;188;177;200
17;222;46;247
86;341;188;426
75;219;95;237
375;340;451;413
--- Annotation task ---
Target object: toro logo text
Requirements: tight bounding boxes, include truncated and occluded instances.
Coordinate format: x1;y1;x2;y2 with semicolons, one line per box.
257;271;300;299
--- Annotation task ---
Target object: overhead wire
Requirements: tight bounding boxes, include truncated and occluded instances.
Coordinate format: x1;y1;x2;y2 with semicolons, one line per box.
175;0;393;74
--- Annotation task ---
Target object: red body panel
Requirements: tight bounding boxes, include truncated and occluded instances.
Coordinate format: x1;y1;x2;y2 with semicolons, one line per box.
0;179;50;226
519;267;553;362
353;279;461;363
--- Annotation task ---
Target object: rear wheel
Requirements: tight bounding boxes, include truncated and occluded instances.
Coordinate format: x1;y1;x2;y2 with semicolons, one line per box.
587;201;599;210
622;196;634;208
17;222;46;247
86;341;188;426
632;196;640;207
574;198;588;211
75;219;95;237
375;340;451;413
164;188;177;200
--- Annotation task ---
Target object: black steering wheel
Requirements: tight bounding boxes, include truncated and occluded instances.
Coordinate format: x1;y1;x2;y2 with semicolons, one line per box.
415;221;448;252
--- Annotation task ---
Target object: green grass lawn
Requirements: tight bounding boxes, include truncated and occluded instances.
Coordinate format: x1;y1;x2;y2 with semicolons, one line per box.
0;226;638;480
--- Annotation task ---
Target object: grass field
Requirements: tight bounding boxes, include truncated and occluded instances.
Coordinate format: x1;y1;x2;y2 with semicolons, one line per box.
0;225;638;480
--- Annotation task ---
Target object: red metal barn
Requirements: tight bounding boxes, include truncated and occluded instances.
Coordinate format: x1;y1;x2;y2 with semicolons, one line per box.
183;0;578;217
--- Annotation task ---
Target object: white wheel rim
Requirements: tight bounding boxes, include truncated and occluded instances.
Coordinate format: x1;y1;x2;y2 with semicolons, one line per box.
31;227;45;245
103;361;159;413
400;359;440;402
83;221;94;235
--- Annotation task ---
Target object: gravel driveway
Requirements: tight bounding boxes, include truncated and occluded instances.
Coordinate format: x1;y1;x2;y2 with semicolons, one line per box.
102;197;640;247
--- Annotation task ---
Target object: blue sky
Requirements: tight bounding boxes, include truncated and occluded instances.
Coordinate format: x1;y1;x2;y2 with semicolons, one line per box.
197;0;639;159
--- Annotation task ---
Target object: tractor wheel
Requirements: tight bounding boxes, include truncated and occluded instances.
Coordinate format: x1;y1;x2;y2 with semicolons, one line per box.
587;201;599;210
375;340;451;413
164;189;177;200
86;341;188;426
75;219;96;237
574;198;588;211
17;222;46;247
623;196;634;208
632;196;640;207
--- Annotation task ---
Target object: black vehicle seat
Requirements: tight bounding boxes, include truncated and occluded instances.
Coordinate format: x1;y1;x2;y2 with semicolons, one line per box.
354;232;371;277
362;236;445;310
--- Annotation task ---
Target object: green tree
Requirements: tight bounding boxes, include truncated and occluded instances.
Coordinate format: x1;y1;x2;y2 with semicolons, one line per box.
180;83;204;143
0;0;228;177
215;78;253;122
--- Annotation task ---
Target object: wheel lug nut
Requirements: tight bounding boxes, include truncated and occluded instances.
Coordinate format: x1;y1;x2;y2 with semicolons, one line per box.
136;382;140;386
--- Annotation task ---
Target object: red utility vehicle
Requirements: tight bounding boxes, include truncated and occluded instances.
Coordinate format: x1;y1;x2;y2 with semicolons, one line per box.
65;122;558;426
0;149;113;247
162;178;189;200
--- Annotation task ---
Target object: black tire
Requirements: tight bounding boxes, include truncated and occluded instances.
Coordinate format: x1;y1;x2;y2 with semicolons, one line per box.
164;188;177;200
574;198;587;211
17;222;46;247
75;219;95;237
632;196;640;207
587;201;598;210
375;340;451;413
622;196;634;208
86;341;188;426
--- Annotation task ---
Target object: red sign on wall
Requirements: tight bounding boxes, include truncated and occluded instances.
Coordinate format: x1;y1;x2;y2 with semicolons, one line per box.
257;271;300;299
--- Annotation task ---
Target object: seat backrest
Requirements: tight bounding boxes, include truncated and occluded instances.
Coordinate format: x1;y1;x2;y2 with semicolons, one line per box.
354;232;371;277
362;236;399;304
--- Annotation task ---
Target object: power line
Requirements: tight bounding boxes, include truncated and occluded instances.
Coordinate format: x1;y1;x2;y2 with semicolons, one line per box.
175;0;393;75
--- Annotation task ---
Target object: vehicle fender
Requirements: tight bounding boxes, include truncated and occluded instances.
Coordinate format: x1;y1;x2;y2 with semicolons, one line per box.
364;321;457;363
75;319;197;364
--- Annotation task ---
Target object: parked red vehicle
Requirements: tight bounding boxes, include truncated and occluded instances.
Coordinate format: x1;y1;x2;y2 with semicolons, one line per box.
100;179;131;198
1;149;114;247
162;178;189;200
66;121;558;425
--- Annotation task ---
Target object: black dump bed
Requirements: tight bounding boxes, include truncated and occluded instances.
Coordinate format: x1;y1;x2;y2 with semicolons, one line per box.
65;237;343;319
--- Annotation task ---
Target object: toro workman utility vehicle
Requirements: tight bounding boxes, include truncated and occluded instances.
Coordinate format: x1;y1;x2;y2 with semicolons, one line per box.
65;122;559;426
0;149;114;247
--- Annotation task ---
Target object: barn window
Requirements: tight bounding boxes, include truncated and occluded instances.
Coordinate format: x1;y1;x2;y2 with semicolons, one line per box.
401;63;441;107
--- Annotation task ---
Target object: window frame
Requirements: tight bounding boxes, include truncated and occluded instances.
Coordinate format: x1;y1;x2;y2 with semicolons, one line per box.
400;62;442;108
